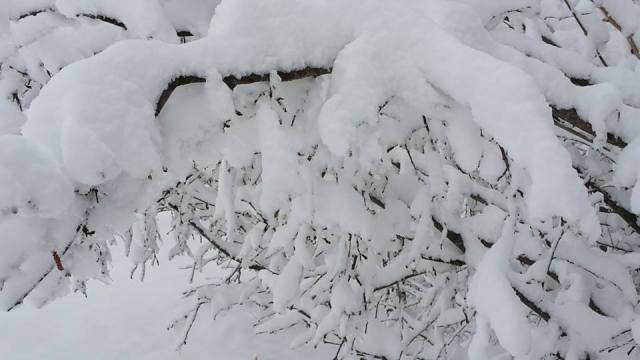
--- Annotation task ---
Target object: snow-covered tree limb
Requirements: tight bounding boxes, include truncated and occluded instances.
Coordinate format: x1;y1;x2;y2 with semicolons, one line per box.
3;0;640;359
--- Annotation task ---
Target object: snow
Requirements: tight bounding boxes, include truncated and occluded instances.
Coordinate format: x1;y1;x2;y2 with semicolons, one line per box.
272;258;303;312
257;96;303;214
596;0;640;36
19;21;125;78
56;0;179;42
0;100;24;135
0;242;331;360
463;205;507;242
20;0;598;235
633;318;640;345
615;138;640;213
551;301;624;353
0;135;73;218
8;10;66;48
468;216;531;358
162;0;218;38
23;40;172;185
574;83;622;145
557;233;639;304
3;0;640;358
157;81;228;178
446;108;483;173
4;0;55;20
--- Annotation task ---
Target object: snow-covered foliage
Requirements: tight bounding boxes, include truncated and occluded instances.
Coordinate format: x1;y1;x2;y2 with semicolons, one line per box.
3;0;640;359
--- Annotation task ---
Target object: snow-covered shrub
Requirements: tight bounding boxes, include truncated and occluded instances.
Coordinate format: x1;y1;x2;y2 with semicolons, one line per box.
3;0;640;359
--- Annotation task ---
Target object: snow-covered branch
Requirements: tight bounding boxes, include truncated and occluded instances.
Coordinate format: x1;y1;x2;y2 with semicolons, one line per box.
2;0;640;359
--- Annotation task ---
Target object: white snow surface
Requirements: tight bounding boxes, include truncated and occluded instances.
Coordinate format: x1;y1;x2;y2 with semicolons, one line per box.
3;0;640;359
0;218;331;360
20;0;598;232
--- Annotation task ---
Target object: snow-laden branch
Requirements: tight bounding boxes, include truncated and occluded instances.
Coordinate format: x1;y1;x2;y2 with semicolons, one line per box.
156;67;330;116
28;0;597;228
3;0;640;358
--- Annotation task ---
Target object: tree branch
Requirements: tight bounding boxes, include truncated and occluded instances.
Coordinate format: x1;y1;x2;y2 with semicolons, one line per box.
585;180;640;233
188;220;269;273
78;13;127;30
597;6;640;60
432;217;466;253
155;67;330;116
552;107;626;148
7;225;82;311
561;0;608;66
15;8;55;21
512;286;551;321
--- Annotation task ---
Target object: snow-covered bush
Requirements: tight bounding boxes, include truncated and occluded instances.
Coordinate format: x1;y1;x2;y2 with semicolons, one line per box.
3;0;640;358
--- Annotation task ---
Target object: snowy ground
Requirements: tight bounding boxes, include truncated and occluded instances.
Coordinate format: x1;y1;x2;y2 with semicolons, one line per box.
0;217;331;360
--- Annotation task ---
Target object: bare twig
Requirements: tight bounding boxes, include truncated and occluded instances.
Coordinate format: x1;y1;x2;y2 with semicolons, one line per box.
597;6;640;59
561;0;608;66
178;300;204;348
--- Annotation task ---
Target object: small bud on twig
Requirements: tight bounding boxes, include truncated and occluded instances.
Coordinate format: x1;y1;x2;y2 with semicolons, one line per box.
52;251;64;271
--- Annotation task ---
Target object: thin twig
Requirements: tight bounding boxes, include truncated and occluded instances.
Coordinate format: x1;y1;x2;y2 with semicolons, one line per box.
561;0;608;66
